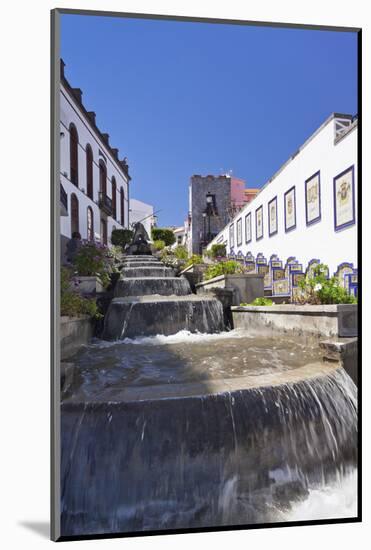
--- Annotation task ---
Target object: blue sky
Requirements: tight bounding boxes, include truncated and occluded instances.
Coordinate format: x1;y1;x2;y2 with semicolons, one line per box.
61;14;358;227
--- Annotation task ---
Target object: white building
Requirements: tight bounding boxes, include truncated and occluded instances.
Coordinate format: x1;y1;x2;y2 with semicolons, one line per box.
171;225;187;249
59;60;130;256
129;198;155;238
207;113;358;275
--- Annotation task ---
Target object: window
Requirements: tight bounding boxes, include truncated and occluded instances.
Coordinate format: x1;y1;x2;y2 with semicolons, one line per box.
69;123;79;186
120;187;125;226
100;218;107;246
112;177;117;220
86;144;93;199
99;160;107;196
87;207;94;241
71;193;79;235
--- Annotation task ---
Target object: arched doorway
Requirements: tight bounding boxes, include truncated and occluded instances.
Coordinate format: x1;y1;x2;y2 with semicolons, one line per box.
86;144;93;199
112;177;117;220
71;193;79;235
87;206;94;241
99;160;107;196
120;187;125;226
100;218;107;246
69;123;79;186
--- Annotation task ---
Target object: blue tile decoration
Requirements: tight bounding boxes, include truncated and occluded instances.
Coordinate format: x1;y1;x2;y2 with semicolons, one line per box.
244;251;256;273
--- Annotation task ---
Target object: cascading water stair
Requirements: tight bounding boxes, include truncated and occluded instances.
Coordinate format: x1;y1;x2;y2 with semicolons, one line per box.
103;254;225;339
60;253;358;537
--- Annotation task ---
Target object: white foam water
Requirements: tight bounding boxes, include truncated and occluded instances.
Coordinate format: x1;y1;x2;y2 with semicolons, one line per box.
284;468;357;521
91;328;254;348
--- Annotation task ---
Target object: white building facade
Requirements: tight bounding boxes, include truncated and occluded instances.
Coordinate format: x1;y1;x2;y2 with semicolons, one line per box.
207;113;358;276
129;198;155;238
59;60;130;254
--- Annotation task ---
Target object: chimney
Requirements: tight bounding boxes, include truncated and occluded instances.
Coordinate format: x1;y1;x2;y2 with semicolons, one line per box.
111;148;119;158
87;111;96;126
71;88;83;104
102;133;110;146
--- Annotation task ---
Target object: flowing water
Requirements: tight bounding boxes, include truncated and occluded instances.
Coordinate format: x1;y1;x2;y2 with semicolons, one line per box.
65;331;324;399
60;255;358;536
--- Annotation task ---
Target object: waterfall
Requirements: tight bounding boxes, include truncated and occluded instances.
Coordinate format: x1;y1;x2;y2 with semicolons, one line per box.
60;254;357;536
61;365;357;535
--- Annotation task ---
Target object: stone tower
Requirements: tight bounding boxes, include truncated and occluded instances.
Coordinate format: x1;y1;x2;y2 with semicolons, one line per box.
188;175;231;255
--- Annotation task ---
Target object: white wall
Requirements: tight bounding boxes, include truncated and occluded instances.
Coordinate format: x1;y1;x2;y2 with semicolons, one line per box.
208;115;358;275
129;198;154;238
59;82;130;244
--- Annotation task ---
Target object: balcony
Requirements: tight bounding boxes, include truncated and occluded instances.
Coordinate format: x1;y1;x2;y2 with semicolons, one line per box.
60;183;68;216
99;192;113;216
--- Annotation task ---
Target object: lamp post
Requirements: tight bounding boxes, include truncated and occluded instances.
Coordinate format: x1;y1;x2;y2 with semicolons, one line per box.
205;192;213;243
201;212;207;253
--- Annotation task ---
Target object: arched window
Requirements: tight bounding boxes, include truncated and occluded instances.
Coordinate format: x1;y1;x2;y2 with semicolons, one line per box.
120;187;125;226
71;193;79;235
69;123;79;186
87;206;94;241
99;160;107;196
86;144;93;199
112;177;117;220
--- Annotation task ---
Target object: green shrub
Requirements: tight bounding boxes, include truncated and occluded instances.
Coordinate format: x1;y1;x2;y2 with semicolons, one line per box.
111;228;133;248
210;243;226;258
174;245;188;260
72;242;112;288
204;260;244;280
244;297;273;306
297;263;357;305
151;228;176;246
153;239;166;251
184;254;203;268
60;268;102;319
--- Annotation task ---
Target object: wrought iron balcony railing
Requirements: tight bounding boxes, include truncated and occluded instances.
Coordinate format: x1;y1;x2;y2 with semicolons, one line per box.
99;191;113;216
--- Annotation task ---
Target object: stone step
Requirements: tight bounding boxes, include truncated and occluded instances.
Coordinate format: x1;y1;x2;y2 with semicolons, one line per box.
103;295;224;340
122;255;159;261
121;266;175;278
121;261;163;268
114;277;192;297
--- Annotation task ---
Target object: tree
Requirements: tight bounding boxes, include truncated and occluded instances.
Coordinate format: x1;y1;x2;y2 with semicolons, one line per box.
151;228;176;246
111;228;133;248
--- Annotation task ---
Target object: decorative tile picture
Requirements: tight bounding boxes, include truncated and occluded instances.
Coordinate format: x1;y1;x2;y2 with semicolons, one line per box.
236;217;242;246
229;223;235;248
305;171;321;225
268;196;278;236
255;205;263;240
284;186;296;232
245;212;252;243
334;165;355;231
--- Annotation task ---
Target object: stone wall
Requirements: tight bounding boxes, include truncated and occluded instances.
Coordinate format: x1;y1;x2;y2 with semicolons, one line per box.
189;175;231;255
231;304;357;339
60;315;94;360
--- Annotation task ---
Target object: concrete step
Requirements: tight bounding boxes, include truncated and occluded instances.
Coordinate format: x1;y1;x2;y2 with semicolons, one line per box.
121;266;175;278
121;261;162;268
114;277;191;297
103;295;224;339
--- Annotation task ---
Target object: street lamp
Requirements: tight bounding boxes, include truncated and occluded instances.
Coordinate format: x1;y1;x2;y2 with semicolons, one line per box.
206;192;213;206
203;192;214;247
201;212;207;254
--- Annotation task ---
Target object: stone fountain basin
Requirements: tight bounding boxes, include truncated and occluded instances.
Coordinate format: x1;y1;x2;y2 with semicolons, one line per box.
120;266;175;278
60;362;357;536
114;277;191;297
102;295;225;340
